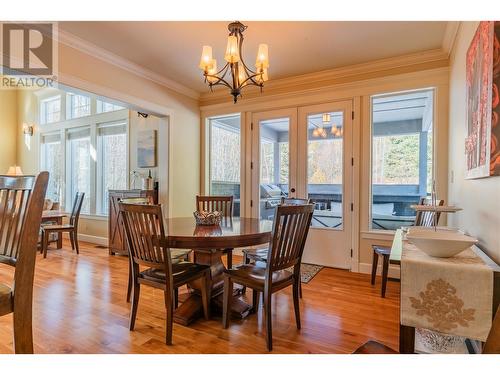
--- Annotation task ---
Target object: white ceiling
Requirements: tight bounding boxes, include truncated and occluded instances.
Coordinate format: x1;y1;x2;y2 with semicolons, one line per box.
59;21;449;94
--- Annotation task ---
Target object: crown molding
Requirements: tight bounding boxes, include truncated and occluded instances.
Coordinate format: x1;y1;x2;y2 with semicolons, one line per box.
200;48;449;106
442;21;461;57
57;29;200;101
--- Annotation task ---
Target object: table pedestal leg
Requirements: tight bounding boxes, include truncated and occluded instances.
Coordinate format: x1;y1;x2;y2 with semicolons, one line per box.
399;325;415;353
173;249;252;326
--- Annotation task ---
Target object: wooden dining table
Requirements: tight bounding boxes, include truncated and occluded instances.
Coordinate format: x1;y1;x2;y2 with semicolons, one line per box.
41;210;67;249
160;217;273;326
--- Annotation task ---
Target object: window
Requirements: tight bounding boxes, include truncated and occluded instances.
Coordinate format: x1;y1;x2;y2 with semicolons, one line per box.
40;96;61;124
96;100;125;113
67;128;91;213
67;93;91;119
98;123;127;214
208;115;241;216
41;133;63;203
370;89;434;230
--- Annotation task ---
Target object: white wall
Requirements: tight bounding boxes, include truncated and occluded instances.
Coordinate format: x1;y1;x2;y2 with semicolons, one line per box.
448;22;500;264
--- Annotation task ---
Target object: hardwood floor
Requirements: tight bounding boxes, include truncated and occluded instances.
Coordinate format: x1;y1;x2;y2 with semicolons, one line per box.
0;240;400;354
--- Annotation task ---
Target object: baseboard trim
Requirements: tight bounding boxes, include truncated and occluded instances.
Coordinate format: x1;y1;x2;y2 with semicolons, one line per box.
358;262;400;280
62;233;108;247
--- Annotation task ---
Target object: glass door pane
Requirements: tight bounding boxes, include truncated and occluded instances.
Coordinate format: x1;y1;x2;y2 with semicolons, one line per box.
307;111;344;229
208;114;241;216
259;117;290;220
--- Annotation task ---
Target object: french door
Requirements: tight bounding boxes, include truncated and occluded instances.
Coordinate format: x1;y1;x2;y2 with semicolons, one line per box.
250;100;353;269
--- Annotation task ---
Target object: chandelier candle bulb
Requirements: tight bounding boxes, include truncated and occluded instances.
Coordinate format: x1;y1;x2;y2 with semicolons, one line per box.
224;35;240;63
207;59;218;83
199;45;213;70
255;43;269;69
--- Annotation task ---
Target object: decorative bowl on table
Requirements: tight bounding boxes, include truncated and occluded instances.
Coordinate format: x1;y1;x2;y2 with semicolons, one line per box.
416;328;466;353
406;229;477;258
193;210;222;226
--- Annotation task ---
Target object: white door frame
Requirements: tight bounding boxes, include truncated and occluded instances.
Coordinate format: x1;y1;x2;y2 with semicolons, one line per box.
250;108;298;218
298;100;354;269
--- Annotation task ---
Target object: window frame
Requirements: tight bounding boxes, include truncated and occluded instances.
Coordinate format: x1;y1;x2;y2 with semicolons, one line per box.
96;121;128;215
368;88;435;232
66;93;91;120
40;95;62;125
38;92;129;217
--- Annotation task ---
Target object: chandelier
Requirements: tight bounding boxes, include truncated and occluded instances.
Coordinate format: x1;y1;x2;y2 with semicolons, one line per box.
311;113;343;138
199;21;269;103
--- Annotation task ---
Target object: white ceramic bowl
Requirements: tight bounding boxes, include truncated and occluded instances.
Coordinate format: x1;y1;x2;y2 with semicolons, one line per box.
406;230;477;258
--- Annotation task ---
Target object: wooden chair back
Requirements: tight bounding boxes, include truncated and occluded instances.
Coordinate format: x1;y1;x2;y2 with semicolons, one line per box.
119;202;172;272
69;192;85;227
414;197;444;227
266;204;314;275
280;197;311;205
196;195;233;219
483;305;500;354
0;172;48;353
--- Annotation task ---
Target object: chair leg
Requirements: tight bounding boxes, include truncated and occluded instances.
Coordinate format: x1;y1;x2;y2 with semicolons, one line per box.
40;231;44;254
241;252;250;295
129;280;140;331
381;254;390;298
263;290;273;351
252;289;260;312
69;232;75;250
371;251;379;285
13;308;34;354
126;264;132;303
174;288;179;309
222;276;233;329
42;230;49;259
164;288;174;345
200;271;211;320
226;249;233;269
74;232;80;254
293;280;301;330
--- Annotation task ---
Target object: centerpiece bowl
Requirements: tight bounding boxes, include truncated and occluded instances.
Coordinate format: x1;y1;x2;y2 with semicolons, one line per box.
406;229;477;258
193;210;222;226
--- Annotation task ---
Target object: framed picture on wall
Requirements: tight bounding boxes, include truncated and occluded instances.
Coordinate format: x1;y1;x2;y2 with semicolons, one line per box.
465;21;500;178
137;130;157;168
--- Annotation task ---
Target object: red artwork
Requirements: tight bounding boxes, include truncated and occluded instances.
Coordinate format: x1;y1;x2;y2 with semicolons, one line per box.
465;21;500;178
491;22;500;175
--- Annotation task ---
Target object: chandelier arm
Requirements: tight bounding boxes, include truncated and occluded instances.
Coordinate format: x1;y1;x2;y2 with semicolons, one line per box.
204;63;233;88
207;77;233;90
239;72;264;88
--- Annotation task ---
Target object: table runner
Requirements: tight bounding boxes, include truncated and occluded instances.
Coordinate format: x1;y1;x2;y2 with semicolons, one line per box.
401;239;493;341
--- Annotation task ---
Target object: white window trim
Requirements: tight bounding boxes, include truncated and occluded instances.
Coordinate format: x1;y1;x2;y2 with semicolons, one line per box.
39;93;129;217
367;88;436;233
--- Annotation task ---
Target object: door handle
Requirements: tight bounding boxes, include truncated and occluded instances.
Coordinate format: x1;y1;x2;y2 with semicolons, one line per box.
290;188;296;193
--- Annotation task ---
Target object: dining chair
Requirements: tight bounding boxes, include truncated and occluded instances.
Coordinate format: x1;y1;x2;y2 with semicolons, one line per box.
370;197;444;298
222;203;314;351
41;192;85;258
196;195;234;267
241;197;311;297
119;202;211;345
0;172;49;354
353;305;500;354
121;197;191;304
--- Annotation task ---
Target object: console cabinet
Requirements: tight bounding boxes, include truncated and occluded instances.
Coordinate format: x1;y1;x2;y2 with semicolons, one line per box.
108;189;158;255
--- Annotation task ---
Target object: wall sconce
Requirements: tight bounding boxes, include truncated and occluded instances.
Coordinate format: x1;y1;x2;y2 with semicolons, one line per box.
23;124;34;136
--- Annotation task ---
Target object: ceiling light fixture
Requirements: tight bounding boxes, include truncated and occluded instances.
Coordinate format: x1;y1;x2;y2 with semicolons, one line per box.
199;21;269;104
